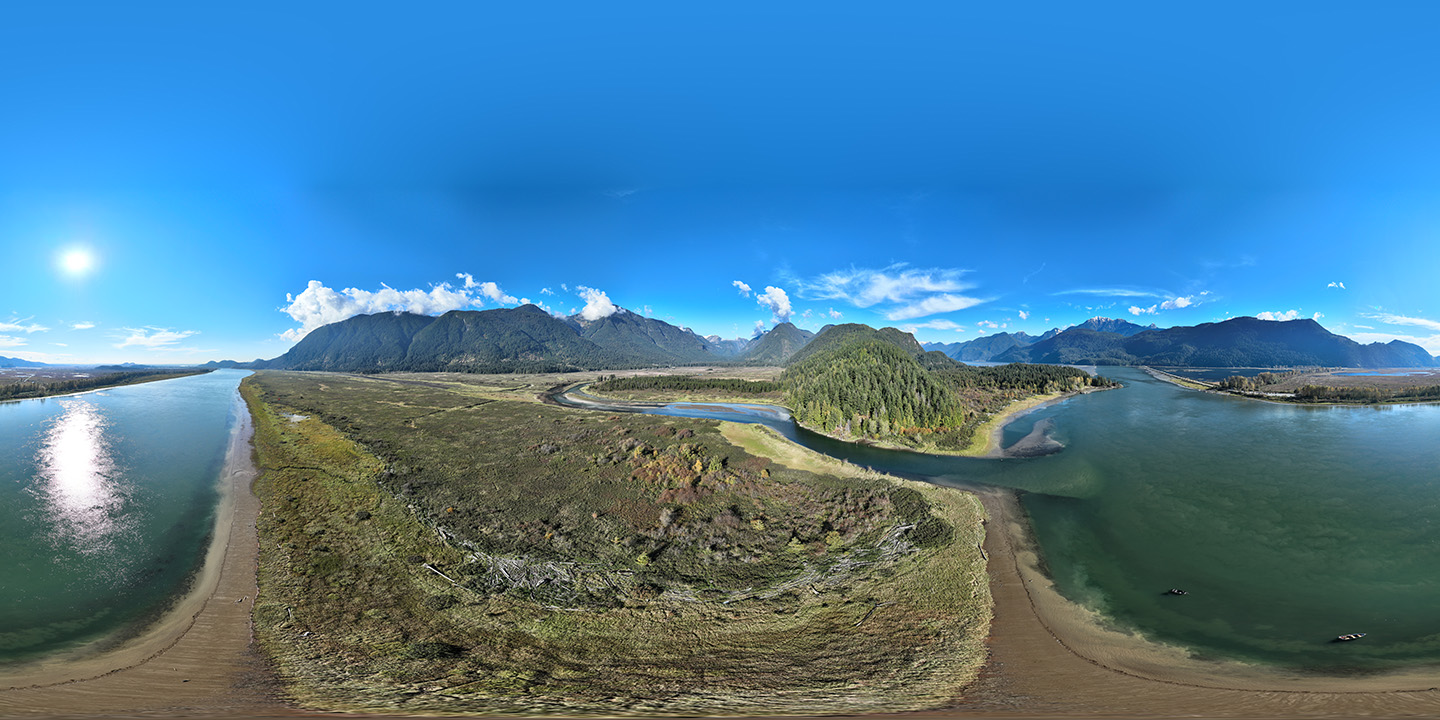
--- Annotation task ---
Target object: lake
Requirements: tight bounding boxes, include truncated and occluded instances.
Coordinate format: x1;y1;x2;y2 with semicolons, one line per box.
0;370;248;666
564;368;1440;671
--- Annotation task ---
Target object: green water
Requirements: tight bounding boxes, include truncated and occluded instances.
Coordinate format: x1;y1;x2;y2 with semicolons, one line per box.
601;368;1440;671
0;370;248;665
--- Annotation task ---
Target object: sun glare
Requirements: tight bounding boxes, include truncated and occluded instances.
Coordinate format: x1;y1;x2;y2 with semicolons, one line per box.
59;248;96;276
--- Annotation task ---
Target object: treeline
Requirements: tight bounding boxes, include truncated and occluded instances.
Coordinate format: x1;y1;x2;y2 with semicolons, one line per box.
934;363;1112;393
0;369;210;400
1215;369;1309;391
591;375;783;394
1292;384;1440;403
781;340;969;440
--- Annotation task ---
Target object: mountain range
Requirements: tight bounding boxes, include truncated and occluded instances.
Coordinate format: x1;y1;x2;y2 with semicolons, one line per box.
238;307;1435;374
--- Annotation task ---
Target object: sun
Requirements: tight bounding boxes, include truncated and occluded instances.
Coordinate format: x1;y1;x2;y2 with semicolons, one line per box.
59;248;96;277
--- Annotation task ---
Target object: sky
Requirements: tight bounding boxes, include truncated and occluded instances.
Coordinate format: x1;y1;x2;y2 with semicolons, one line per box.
3;2;1440;364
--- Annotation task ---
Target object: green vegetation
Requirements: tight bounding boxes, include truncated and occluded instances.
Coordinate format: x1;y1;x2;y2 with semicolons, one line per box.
591;374;782;399
1291;384;1440;403
0;368;211;401
1214;369;1309;392
781;333;1105;452
243;371;990;715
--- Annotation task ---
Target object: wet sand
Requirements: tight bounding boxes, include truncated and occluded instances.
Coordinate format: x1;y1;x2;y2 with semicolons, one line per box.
0;396;289;717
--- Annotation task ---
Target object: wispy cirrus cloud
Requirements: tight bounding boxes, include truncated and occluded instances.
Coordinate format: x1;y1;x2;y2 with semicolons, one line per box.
115;327;199;349
1350;313;1440;354
1057;288;1161;299
798;264;987;321
900;319;965;333
1;317;49;334
72;321;96;330
0;335;26;348
1364;312;1440;332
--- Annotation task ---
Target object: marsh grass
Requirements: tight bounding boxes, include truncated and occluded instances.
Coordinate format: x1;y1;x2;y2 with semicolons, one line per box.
243;371;990;715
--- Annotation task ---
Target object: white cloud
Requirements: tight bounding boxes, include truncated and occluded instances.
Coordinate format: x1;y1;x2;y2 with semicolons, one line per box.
1018;310;1030;320
576;286;620;321
977;320;999;329
0;335;25;348
756;286;792;322
280;279;481;341
643;305;653;317
753;320;767;337
1256;310;1302;321
1313;312;1325;320
116;327;199;349
732;280;752;297
901;319;966;333
828;308;843;319
541;287;555;295
72;322;96;330
801;265;987;320
456;274;519;305
1130;294;1201;316
1;317;48;334
1327;281;1346;289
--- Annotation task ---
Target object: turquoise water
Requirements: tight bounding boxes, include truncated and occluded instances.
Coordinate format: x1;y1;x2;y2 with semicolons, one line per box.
566;369;1440;671
0;370;248;665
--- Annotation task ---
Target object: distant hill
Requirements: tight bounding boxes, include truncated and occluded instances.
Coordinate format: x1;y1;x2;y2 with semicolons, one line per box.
739;323;815;365
922;319;1147;363
703;335;751;357
995;317;1438;368
786;323;923;366
567;310;716;365
0;356;48;368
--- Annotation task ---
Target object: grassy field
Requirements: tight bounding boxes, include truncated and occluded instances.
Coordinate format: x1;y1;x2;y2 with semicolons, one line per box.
243;370;990;715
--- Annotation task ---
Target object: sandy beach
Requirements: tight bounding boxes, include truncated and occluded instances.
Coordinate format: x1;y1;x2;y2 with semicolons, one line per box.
0;394;288;717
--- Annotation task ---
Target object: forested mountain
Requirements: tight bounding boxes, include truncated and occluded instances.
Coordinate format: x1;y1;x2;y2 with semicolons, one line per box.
567;309;715;365
1075;317;1154;336
739;323;815;365
923;319;1146;363
995;317;1438;367
261;311;439;371
263;305;707;372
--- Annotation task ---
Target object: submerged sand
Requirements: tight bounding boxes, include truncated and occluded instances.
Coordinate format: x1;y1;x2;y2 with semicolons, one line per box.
0;395;287;717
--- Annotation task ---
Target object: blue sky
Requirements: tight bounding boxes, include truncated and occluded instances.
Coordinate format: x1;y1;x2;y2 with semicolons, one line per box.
3;2;1440;364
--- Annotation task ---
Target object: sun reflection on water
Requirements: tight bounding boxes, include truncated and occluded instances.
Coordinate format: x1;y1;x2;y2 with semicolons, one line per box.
36;400;127;550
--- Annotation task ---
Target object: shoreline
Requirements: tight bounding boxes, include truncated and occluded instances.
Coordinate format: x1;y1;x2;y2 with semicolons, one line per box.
955;487;1440;716
0;386;284;715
